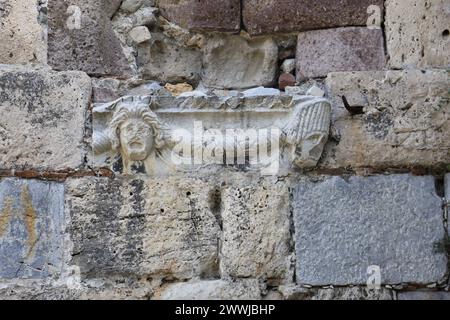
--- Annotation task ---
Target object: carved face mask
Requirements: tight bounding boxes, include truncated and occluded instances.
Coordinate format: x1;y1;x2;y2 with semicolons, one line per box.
294;132;327;167
119;119;155;161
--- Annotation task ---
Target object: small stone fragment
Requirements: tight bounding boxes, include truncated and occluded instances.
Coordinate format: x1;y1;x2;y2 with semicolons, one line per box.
281;59;296;74
279;73;296;91
129;26;152;44
164;83;194;96
121;0;144;13
306;85;325;97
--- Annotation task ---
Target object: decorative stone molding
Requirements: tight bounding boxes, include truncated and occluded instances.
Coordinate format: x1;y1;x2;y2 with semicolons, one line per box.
93;93;331;175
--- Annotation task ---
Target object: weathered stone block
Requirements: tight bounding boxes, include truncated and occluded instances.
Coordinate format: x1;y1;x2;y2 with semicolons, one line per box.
386;0;450;69
137;34;202;83
221;179;291;283
202;35;278;89
323;70;450;169
48;0;131;76
293;175;447;286
0;179;65;279
157;0;240;33
0;65;91;171
243;0;384;35
156;279;261;300
0;0;46;64
397;291;450;300
296;28;385;80
65;177;220;280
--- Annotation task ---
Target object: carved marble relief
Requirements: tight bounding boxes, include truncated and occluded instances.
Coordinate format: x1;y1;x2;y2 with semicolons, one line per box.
93;94;331;175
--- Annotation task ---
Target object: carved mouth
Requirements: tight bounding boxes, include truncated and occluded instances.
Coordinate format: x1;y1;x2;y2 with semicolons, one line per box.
129;141;143;148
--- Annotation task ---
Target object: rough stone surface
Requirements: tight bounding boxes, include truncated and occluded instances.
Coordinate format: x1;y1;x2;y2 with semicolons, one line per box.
221;179;292;283
279;73;296;91
446;174;450;201
48;0;131;76
65;177;220;280
281;59;295;74
0;179;65;279
157;0;240;32
397;291;450;300
243;0;384;35
0;65;91;170
296;28;385;80
203;35;278;89
293;175;447;286
128;26;152;44
157;279;261;300
312;287;393;300
0;282;154;300
0;0;46;64
137;34;202;83
386;0;450;69
323;70;450;169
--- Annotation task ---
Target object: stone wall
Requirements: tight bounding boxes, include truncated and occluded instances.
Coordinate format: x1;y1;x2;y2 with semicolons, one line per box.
0;0;449;300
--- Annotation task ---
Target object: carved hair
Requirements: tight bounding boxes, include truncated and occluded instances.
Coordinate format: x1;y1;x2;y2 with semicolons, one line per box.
283;99;331;145
109;102;166;152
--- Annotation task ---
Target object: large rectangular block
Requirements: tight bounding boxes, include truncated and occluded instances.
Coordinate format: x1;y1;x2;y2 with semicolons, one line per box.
243;0;384;35
296;28;385;80
386;0;450;69
293;175;447;286
221;179;291;283
0;0;46;64
157;0;240;32
202;35;278;89
48;0;131;76
0;65;91;171
0;179;65;279
66;177;220;280
323;70;450;169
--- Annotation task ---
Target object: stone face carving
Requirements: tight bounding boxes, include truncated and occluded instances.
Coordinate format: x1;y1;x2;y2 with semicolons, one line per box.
93;94;331;175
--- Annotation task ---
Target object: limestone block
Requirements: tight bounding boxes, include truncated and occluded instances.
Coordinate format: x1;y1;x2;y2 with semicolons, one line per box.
0;0;46;64
397;291;450;300
157;0;240;33
323;70;450;169
0;65;91;171
137;34;202;83
243;0;384;35
221;179;292;283
386;0;450;69
65;177;220;280
296;28;385;80
293;175;447;286
202;35;278;89
0;179;65;279
157;279;261;300
48;0;131;76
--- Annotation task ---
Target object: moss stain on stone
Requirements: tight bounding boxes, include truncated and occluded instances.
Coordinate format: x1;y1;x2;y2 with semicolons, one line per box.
21;185;38;259
0;197;14;238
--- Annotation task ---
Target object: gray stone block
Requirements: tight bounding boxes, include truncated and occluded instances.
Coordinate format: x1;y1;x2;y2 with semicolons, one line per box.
157;0;240;33
296;27;385;80
293;174;447;286
397;291;450;300
48;0;131;76
243;0;384;36
0;179;65;279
